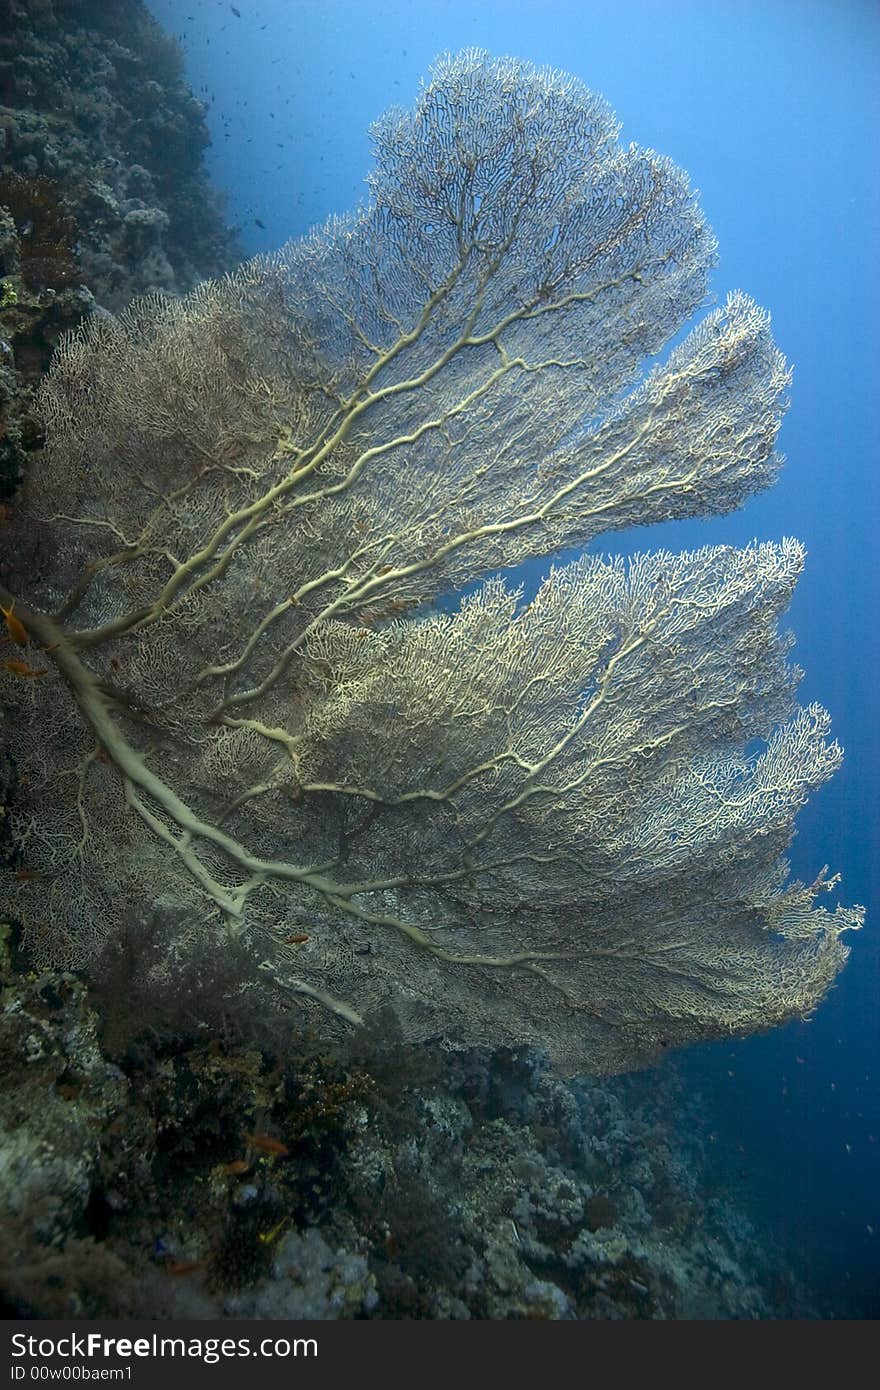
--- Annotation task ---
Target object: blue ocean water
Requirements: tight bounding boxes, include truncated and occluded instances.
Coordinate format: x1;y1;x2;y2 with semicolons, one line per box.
145;0;879;1314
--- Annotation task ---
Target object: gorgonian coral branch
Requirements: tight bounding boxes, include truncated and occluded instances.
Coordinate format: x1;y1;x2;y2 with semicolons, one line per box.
0;51;862;1073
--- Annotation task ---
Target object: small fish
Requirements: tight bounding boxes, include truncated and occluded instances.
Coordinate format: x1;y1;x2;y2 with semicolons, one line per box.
254;217;266;229
246;1133;289;1157
231;5;241;16
1;600;28;646
285;932;309;945
13;868;41;881
222;1159;251;1176
258;1216;289;1245
167;1259;205;1275
3;658;46;678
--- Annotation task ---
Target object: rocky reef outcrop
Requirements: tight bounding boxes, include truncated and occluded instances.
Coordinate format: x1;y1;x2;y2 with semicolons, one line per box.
0;938;817;1319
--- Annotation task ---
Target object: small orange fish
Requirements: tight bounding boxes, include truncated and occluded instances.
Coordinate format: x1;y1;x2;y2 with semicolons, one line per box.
1;601;28;646
167;1260;205;1276
222;1159;251;1176
246;1133;289;1157
285;932;310;945
13;868;41;881
3;659;45;678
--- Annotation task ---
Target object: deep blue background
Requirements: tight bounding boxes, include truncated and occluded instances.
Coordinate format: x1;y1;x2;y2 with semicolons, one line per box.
146;0;879;1313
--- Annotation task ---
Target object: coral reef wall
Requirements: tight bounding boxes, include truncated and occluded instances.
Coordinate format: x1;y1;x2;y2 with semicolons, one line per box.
0;0;240;891
0;0;241;488
0;967;818;1319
